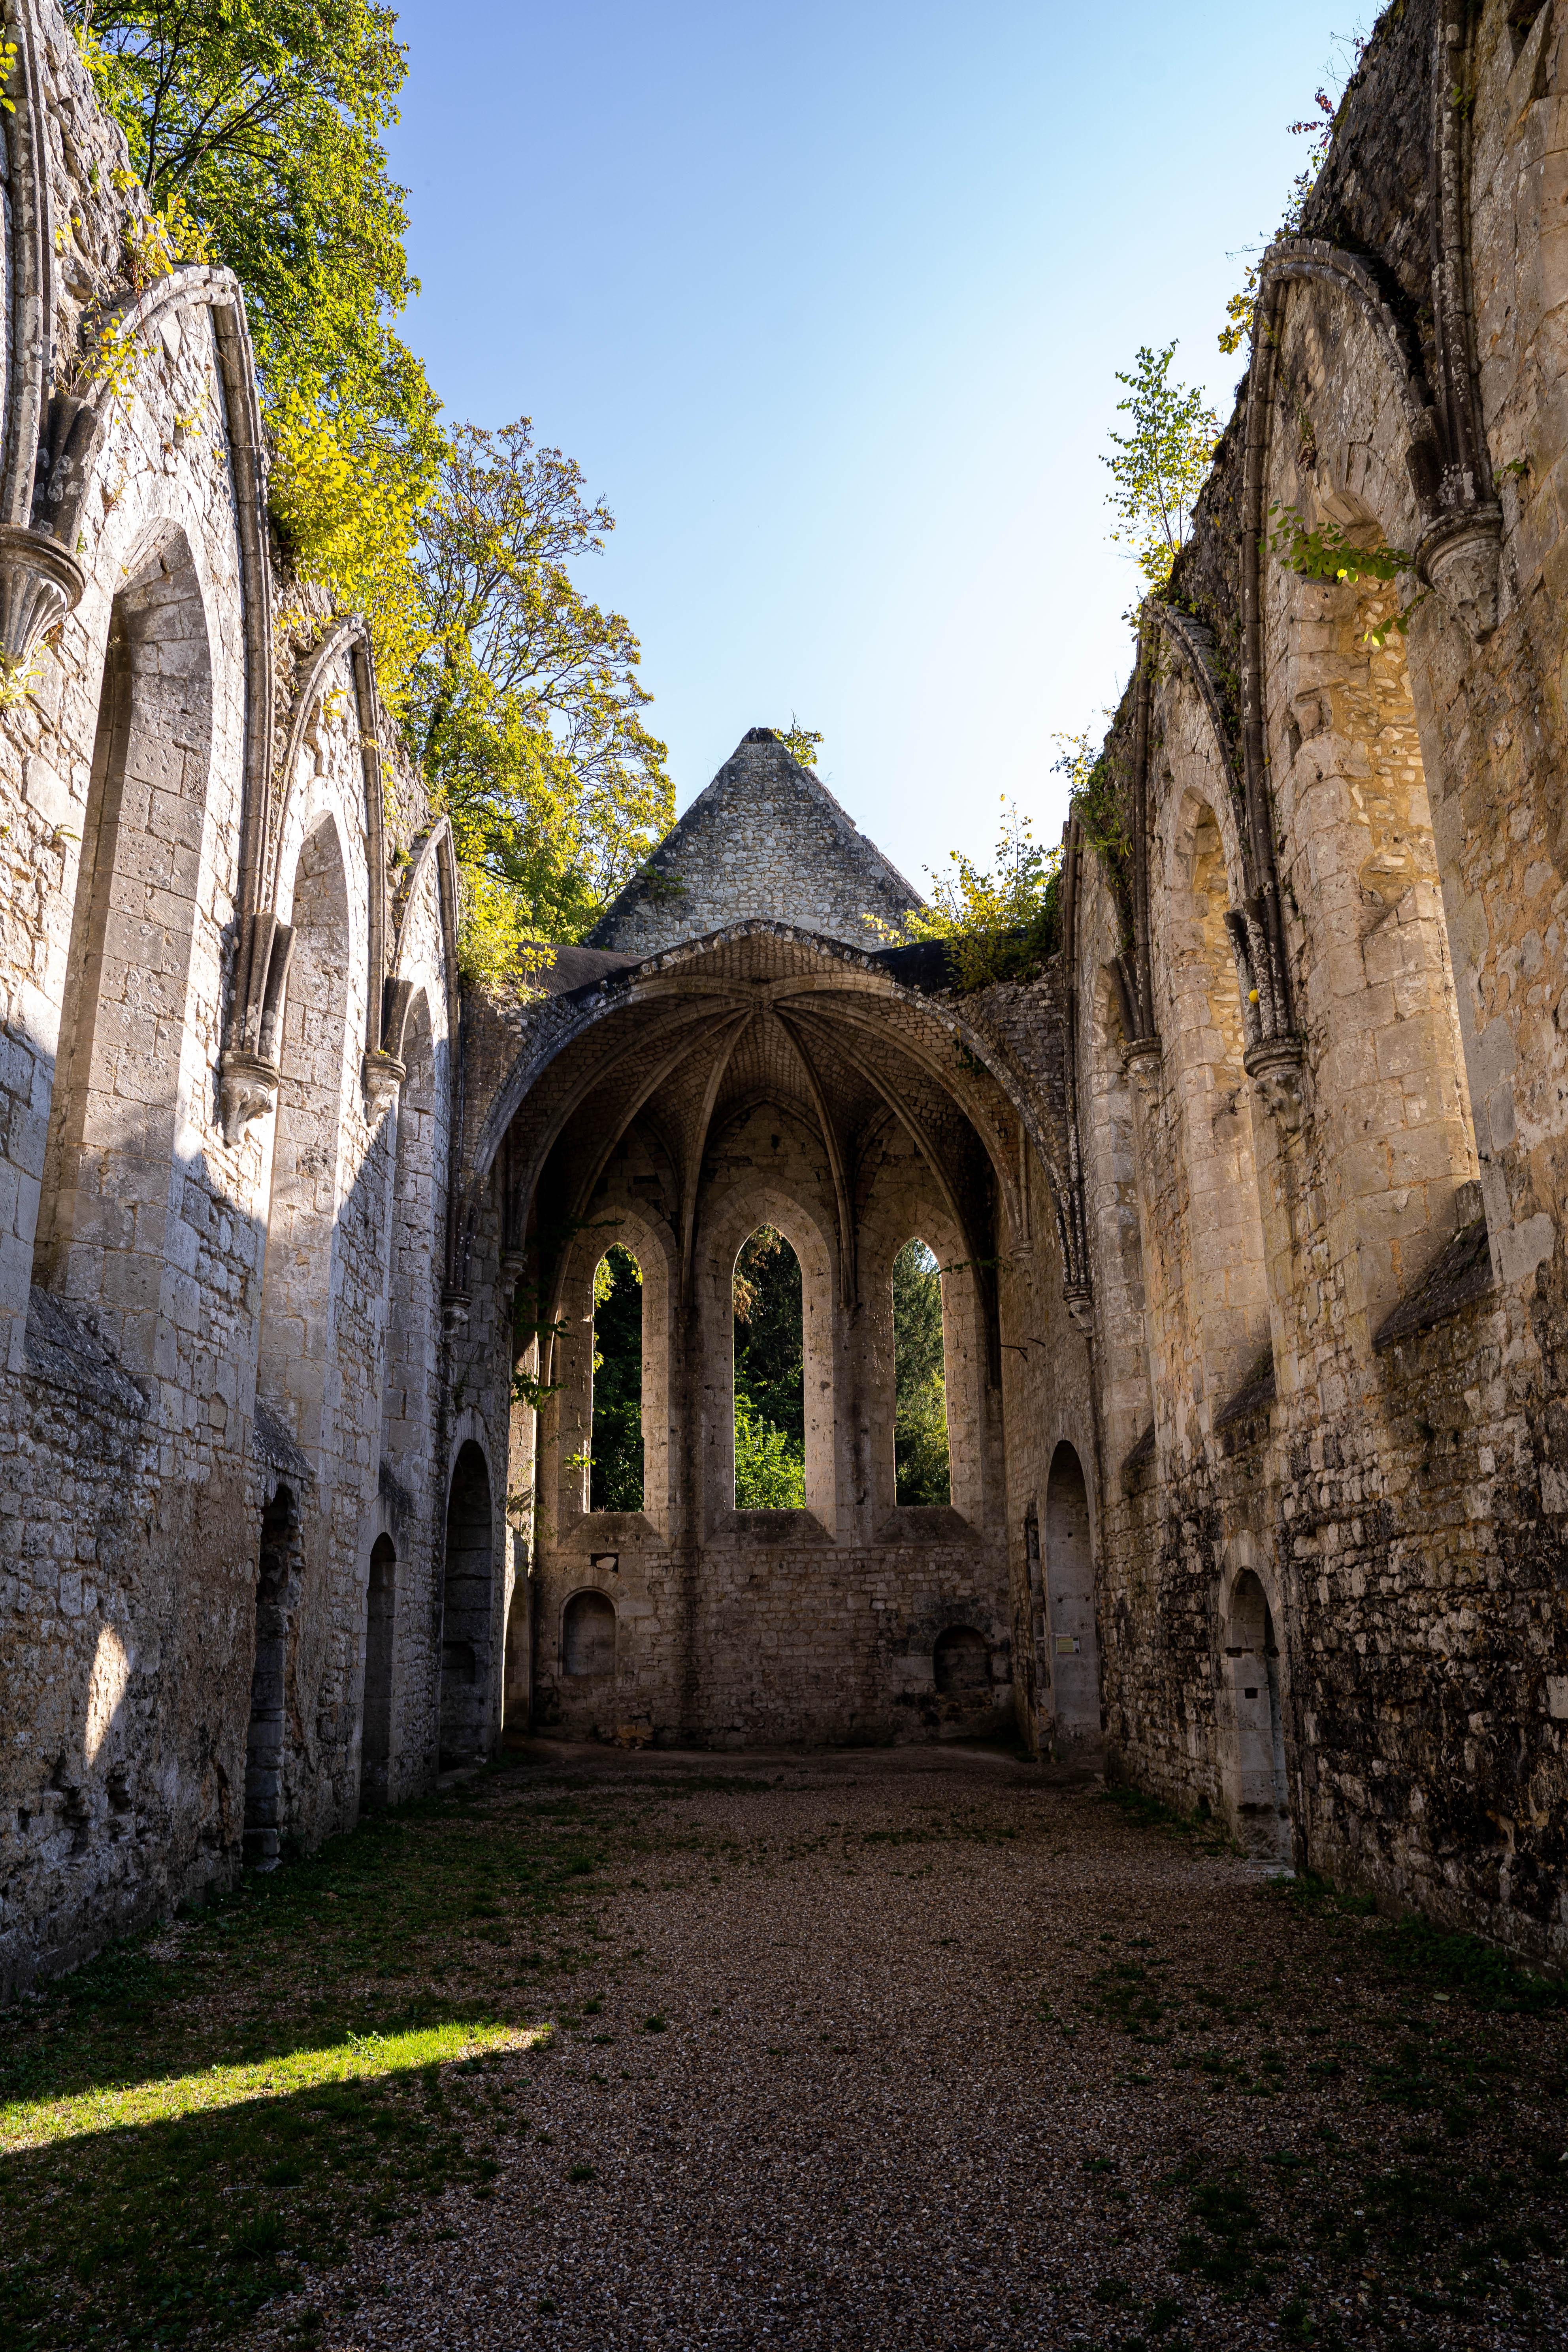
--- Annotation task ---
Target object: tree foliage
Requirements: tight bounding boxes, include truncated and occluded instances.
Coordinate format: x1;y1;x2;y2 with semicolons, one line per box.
773;718;824;770
905;798;1061;988
411;418;673;963
893;1238;950;1507
68;0;443;704
1101;342;1219;601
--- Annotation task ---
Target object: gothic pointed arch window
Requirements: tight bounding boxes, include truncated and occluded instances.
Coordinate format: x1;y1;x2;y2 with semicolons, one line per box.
892;1236;950;1505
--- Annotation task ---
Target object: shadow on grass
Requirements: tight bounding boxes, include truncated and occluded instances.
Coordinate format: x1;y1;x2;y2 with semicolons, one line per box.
0;1762;614;2347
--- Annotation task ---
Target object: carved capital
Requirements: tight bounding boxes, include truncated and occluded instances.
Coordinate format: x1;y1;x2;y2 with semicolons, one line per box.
442;1287;472;1338
219;1048;279;1146
361;1048;405;1119
498;1248;528;1292
1063;1284;1095;1335
1415;504;1502;642
0;525;85;668
1244;1037;1306;1131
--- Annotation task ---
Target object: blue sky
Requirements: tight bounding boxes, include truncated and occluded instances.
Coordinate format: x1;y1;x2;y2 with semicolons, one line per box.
384;3;1356;890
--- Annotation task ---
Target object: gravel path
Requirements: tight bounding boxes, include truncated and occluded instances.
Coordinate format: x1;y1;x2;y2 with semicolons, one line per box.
255;1743;1568;2352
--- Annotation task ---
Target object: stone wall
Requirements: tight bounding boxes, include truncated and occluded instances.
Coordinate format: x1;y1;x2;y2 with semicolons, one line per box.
0;0;465;1997
1062;0;1568;1958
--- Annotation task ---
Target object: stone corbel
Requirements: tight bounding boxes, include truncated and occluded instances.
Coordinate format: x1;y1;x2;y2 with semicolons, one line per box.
1123;1033;1163;1093
1244;1037;1306;1132
220;1048;280;1146
1062;1284;1095;1335
0;524;85;668
1415;505;1502;642
442;1287;472;1338
361;1048;405;1120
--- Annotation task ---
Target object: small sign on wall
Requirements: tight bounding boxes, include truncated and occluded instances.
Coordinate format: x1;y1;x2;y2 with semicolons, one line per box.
1055;1635;1080;1656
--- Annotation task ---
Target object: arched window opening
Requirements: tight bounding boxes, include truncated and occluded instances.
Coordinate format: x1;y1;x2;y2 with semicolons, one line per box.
893;1237;951;1505
1225;1570;1291;1863
562;1589;616;1677
590;1244;643;1510
257;813;351;1453
361;1535;396;1811
733;1225;805;1508
440;1443;493;1770
244;1485;298;1868
1043;1442;1101;1755
31;535;213;1364
933;1624;988;1696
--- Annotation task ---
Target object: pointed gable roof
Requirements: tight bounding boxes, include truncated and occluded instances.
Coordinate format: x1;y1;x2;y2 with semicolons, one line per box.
588;727;923;956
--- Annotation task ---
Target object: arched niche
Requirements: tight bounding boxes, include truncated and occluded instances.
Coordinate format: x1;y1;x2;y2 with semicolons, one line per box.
1270;482;1480;1338
360;1534;396;1812
1042;1440;1101;1758
562;1587;617;1678
439;1440;495;1769
1084;960;1155;1461
30;527;215;1376
547;1199;673;1537
699;1180;839;1535
1220;1564;1292;1864
381;989;448;1485
256;810;352;1455
1153;763;1272;1424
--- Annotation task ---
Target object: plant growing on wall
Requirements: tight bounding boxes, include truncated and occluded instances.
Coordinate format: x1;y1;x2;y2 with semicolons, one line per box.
1267;503;1423;646
1102;343;1220;601
904;798;1061;989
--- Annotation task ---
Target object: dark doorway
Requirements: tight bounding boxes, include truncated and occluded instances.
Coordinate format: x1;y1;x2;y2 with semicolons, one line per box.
440;1443;494;1769
361;1535;396;1811
244;1485;297;1868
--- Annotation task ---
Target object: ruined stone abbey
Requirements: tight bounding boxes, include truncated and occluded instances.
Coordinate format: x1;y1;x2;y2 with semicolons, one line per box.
4;0;1568;2001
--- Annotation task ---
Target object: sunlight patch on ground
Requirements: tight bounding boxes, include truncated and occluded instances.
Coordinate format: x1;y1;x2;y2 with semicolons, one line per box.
1;2019;548;2154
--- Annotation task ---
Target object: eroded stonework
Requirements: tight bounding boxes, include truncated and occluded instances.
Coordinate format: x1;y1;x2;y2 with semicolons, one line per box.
6;0;1568;2002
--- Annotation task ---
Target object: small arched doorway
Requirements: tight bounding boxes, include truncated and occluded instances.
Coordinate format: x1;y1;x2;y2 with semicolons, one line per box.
1044;1442;1102;1758
360;1535;396;1811
440;1443;494;1770
1223;1570;1291;1862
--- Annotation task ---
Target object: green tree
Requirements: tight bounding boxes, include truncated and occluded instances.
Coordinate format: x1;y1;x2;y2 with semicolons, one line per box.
1101;342;1219;600
589;1246;643;1512
409;418;673;975
67;0;442;704
892;1238;950;1506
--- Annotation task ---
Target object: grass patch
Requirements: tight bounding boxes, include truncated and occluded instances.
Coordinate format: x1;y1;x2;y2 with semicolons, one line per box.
0;1765;618;2347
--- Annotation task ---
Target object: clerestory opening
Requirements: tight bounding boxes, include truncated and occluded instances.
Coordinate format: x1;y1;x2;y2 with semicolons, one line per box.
732;1225;805;1508
892;1236;951;1505
590;1244;644;1511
